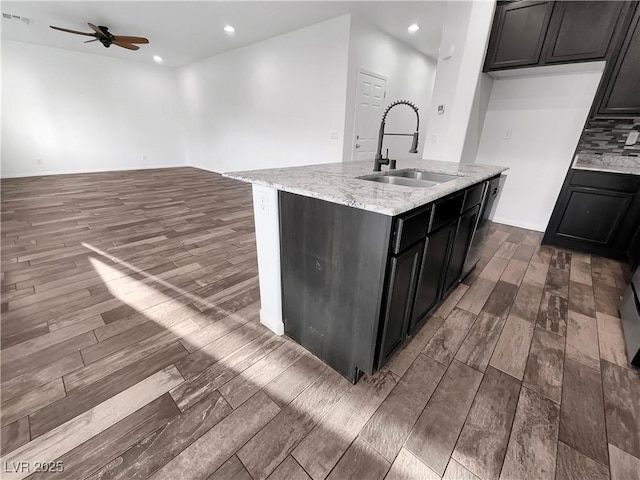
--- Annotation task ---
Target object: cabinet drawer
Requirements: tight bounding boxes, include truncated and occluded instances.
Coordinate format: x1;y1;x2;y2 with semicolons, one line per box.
392;206;432;254
430;193;464;232
570;169;640;193
463;183;485;212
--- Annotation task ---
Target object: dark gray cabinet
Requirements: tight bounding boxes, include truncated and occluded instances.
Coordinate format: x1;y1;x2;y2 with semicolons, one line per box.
485;0;635;72
542;1;628;63
411;221;457;331
544;169;640;260
596;4;640;116
485;1;553;70
280;180;492;382
379;242;423;365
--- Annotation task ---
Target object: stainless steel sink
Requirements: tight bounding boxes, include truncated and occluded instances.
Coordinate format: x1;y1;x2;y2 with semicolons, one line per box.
361;175;439;188
391;170;463;183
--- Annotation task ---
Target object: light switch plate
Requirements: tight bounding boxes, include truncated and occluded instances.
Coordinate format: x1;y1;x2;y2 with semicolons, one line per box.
625;130;639;146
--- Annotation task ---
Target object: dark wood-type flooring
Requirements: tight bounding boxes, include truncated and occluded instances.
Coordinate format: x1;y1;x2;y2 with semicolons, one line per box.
1;167;639;480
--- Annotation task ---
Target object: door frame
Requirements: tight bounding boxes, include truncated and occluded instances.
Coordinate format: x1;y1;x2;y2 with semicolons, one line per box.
350;69;388;161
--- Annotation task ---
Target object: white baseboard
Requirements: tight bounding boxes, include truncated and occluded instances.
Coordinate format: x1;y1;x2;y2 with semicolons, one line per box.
1;164;188;179
260;308;284;336
491;216;546;233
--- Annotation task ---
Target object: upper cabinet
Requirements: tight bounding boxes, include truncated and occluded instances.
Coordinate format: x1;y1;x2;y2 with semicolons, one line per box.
542;1;628;63
484;0;635;72
485;1;553;70
595;5;640;116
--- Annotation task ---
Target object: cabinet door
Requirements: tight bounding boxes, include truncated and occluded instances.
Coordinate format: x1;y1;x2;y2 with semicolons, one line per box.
598;5;640;115
554;187;633;245
484;0;554;70
378;242;423;366
444;206;480;294
542;1;627;63
410;222;456;331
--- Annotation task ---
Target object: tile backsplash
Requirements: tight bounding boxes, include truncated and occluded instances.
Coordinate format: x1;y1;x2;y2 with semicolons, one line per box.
575;117;640;157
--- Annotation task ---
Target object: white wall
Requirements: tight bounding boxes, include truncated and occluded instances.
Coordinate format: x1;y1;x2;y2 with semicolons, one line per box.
342;16;437;162
423;0;495;163
178;15;351;173
460;73;494;164
1;39;185;178
476;68;604;231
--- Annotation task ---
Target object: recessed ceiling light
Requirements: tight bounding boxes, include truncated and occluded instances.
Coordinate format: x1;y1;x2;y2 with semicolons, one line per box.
224;25;235;34
408;24;420;33
153;55;163;64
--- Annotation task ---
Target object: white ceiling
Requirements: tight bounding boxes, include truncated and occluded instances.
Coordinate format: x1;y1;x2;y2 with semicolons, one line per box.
1;1;446;68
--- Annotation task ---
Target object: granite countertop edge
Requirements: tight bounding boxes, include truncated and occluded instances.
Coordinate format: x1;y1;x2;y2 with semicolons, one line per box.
573;153;640;176
224;159;508;216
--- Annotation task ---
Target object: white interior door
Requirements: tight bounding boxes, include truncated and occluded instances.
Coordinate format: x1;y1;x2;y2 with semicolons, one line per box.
352;71;387;161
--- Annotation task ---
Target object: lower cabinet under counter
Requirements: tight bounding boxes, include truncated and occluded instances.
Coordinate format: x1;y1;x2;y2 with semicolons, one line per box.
279;180;491;383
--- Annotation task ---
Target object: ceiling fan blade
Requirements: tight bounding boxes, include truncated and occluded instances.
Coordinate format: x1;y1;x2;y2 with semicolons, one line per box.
84;39;99;43
113;40;139;51
50;25;95;37
113;36;149;44
88;23;107;38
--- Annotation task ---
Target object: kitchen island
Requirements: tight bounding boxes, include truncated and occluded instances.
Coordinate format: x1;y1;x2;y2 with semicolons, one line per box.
225;159;508;382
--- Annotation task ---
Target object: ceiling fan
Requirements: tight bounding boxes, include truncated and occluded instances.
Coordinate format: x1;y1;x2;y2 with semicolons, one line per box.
49;23;149;51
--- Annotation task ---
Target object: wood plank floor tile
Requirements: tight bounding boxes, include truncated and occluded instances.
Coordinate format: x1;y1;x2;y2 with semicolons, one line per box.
523;327;565;403
556;442;610;480
359;354;446;461
32;394;180;480
266;456;311;480
537;291;569;336
326;437;390;480
385;316;444;377
490;314;535;380
0;379;66;427
386;448;439;480
237;368;350;480
500;386;560;480
455;312;506;372
559;359;608;466
479;256;510;282
0;417;30;456
292;370;397;480
405;360;483;475
207;456;253;480
1;332;97;383
545;267;570;299
442;459;480;480
500;259;528;285
569;281;596;318
0;352;83;403
86;394;232;480
512;244;536;263
219;340;303;408
149;391;280;480
571;258;593;286
482;280;519;320
510;280;545;323
0;366;183;480
423;308;477;365
457;278;496;315
596;312;629;368
601;360;640;458
523;260;549;286
432;283;469;320
495;241;519;260
261;353;327;408
594;284;621;317
566;310;600;371
170;333;282;412
608;443;640;480
30;341;188;439
452;366;520;480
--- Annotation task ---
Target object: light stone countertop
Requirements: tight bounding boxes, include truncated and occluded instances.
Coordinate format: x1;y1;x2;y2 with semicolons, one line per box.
224;159;508;216
573;154;640;176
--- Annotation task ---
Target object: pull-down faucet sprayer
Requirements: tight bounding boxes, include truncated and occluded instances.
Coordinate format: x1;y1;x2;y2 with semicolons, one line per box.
373;100;420;172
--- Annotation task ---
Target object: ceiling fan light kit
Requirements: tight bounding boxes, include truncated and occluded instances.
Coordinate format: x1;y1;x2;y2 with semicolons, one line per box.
49;22;149;51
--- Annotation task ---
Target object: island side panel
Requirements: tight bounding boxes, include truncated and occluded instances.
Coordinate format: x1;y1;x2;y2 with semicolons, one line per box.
252;184;284;335
279;191;393;382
